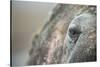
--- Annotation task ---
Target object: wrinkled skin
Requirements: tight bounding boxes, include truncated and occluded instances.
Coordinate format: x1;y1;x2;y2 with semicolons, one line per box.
27;4;96;65
65;13;96;62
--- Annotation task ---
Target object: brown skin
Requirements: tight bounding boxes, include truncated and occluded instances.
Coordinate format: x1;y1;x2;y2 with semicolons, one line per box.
27;4;96;65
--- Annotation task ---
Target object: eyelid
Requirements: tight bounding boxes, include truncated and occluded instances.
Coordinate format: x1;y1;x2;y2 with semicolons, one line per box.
68;24;81;35
68;24;81;43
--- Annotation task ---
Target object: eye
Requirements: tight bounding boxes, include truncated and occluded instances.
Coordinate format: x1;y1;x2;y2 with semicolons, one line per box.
69;28;77;35
68;24;81;43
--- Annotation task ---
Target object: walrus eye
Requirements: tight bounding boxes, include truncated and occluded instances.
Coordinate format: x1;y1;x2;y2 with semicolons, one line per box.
69;29;77;35
68;24;81;43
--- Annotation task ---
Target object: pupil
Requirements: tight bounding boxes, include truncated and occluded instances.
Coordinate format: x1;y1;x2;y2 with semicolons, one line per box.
71;30;76;35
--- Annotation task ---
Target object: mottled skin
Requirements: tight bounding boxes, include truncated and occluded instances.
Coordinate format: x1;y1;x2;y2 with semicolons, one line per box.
27;4;96;65
65;13;96;62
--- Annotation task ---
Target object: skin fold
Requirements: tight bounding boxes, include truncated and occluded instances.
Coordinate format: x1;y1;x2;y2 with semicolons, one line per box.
27;4;96;65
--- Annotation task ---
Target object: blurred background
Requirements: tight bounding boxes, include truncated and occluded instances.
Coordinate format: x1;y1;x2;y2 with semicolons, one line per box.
12;1;56;66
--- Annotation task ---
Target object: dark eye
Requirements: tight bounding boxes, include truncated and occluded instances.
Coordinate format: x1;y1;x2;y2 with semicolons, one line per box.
69;28;77;35
68;24;81;43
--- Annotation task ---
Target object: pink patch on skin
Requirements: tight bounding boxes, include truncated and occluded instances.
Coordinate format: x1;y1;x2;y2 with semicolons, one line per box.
46;30;62;64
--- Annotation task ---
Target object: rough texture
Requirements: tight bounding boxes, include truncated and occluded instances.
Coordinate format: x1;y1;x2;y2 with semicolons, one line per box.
27;4;96;65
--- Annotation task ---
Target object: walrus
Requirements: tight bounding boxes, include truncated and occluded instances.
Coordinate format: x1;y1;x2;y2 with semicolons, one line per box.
27;4;96;65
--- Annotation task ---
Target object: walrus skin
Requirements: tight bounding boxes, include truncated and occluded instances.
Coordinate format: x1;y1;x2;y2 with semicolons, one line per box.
27;4;96;65
65;13;96;63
